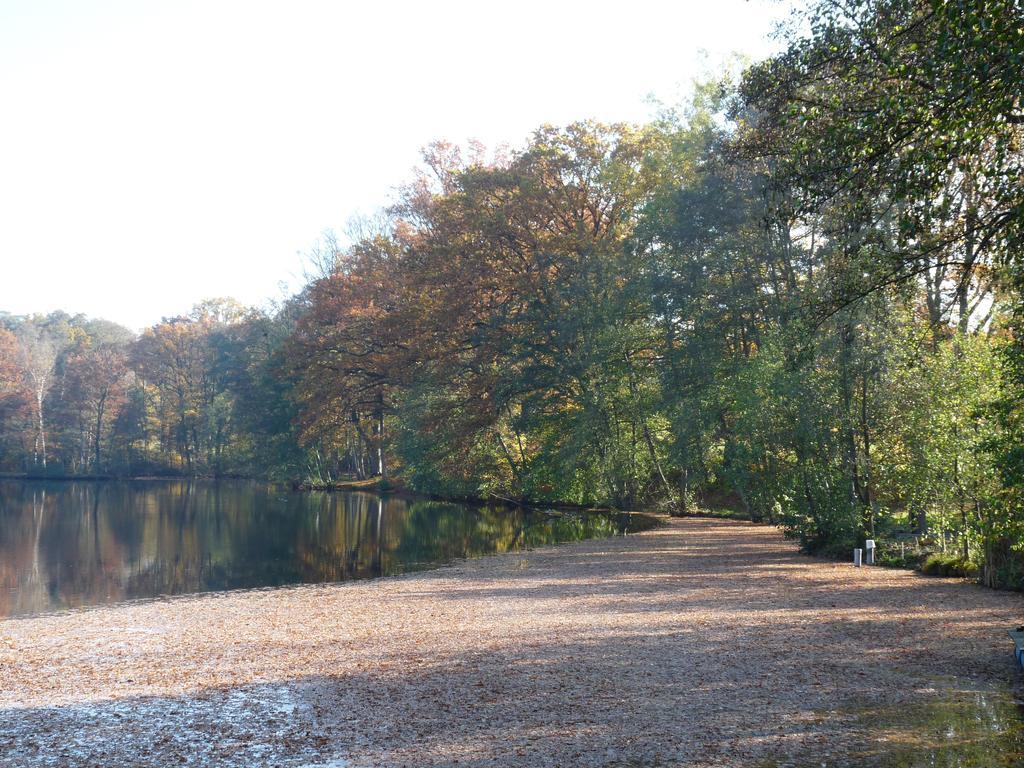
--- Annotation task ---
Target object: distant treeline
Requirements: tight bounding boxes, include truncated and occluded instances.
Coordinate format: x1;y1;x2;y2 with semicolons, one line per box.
0;300;303;480
2;0;1023;586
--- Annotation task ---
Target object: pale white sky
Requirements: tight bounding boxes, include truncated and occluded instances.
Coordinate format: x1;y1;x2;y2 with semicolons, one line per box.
0;0;791;330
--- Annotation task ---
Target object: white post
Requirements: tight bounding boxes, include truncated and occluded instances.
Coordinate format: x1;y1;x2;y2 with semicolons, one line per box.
854;548;863;567
865;539;875;565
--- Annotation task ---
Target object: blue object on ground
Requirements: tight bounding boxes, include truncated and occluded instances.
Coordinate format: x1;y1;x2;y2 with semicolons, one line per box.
1008;629;1024;669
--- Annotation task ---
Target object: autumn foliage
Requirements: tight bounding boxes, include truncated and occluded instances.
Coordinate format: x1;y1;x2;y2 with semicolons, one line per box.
1;0;1024;586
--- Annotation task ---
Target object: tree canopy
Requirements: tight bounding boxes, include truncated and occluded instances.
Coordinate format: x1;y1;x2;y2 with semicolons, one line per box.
2;0;1022;586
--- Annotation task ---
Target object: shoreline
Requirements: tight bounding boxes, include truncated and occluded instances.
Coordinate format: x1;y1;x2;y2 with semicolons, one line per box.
0;474;996;591
2;517;1022;766
2;472;658;514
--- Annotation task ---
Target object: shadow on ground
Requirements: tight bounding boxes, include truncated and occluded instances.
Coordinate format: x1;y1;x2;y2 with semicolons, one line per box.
3;519;1024;767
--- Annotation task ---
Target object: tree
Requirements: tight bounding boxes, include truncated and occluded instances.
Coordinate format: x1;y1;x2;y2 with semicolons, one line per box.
15;320;67;468
737;0;1023;322
133;318;212;472
732;0;1022;580
62;342;130;472
290;122;682;504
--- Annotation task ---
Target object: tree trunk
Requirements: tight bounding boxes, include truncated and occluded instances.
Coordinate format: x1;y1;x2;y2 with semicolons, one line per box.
375;393;387;480
94;394;107;472
36;391;47;468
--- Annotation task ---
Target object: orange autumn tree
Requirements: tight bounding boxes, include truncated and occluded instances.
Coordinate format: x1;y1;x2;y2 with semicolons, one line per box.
290;122;677;502
60;341;131;472
289;230;424;483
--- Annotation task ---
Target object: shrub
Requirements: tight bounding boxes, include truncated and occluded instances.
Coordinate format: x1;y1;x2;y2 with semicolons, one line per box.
921;553;979;578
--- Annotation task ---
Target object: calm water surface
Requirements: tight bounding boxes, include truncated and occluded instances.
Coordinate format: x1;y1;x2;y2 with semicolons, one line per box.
0;479;651;617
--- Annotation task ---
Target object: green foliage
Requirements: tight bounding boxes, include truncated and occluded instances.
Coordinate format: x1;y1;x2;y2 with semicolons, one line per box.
921;553;980;579
3;0;1022;594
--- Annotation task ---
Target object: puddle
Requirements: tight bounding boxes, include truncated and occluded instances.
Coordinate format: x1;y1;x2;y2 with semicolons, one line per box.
849;687;1024;767
770;686;1024;767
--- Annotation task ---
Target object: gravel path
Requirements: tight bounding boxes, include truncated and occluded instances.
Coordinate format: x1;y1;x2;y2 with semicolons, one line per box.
1;516;1023;767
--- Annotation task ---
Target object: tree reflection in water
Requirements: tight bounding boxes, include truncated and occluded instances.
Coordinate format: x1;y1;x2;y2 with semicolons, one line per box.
0;480;651;617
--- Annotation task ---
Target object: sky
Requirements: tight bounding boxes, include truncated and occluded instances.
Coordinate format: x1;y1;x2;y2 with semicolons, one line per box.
0;0;792;331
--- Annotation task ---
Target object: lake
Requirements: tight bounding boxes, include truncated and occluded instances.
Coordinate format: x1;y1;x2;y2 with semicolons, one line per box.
0;479;652;617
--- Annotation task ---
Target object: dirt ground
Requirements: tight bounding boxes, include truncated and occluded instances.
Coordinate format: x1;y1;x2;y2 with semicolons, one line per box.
1;516;1023;767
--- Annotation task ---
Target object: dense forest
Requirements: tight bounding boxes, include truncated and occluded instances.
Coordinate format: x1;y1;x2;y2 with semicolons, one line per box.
1;0;1022;586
